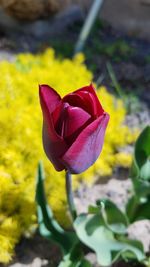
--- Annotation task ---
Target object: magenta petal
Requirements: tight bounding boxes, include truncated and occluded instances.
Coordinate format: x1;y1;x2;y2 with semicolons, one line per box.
75;84;104;116
64;106;91;139
39;84;61;114
77;91;100;117
63;93;92;116
61;113;110;174
39;84;62;141
42;123;68;171
63;93;84;107
51;102;67;130
39;84;68;171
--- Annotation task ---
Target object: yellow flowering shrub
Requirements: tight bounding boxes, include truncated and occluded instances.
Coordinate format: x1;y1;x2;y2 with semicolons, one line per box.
0;49;137;263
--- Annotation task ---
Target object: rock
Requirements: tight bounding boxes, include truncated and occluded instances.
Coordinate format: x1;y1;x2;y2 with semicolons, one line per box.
0;5;83;39
128;220;150;252
100;0;150;41
8;258;48;267
0;0;70;20
74;178;132;214
26;5;84;39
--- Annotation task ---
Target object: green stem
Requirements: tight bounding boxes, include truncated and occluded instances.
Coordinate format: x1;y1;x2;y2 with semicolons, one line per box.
74;0;104;54
106;62;125;100
65;171;77;221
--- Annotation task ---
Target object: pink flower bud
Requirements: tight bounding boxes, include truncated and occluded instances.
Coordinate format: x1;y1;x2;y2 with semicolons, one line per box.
39;84;109;174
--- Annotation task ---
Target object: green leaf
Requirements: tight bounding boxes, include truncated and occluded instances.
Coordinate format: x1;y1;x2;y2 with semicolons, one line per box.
58;243;92;267
36;162;78;255
133;178;150;198
126;195;150;222
140;159;150;181
74;214;145;266
133;126;150;178
58;257;92;267
88;205;100;214
130;126;150;204
126;196;138;223
117;236;144;261
78;259;92;267
130;159;139;179
96;199;128;234
135;126;150;166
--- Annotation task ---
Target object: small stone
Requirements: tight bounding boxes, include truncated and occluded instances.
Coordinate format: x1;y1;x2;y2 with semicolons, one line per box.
128;220;150;252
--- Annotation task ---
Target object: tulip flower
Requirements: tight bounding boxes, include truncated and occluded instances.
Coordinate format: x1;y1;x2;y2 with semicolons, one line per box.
39;84;109;174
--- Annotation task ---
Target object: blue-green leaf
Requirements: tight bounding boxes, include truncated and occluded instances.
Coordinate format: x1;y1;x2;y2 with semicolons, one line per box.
74;214;145;266
96;199;128;234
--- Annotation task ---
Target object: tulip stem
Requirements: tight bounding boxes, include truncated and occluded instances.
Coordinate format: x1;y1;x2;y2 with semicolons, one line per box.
65;171;77;221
